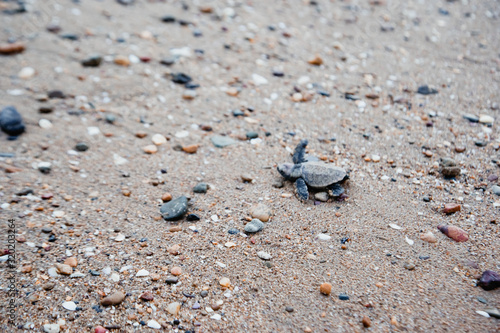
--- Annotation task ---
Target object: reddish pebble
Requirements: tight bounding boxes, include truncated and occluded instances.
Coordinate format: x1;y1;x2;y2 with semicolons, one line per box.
250;237;256;244
41;193;53;200
478;270;500;290
487;174;498;182
95;326;109;333
437;224;468;242
171;266;182;276
140;56;151;62
0;42;25;55
443;203;461;214
362;316;372;328
140;291;154;301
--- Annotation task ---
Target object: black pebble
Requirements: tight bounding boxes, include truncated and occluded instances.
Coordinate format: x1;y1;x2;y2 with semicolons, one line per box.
417;85;438;95
187;214;200;221
228;228;239;235
172;73;192;84
48;90;65;99
161;15;176;23
173;319;180;325
0;106;25;136
338;294;350;301
48;235;56;242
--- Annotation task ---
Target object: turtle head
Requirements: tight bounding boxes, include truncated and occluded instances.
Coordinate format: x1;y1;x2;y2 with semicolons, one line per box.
277;163;301;180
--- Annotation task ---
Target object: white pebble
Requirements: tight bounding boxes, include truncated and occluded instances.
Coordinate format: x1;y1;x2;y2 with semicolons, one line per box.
62;301;76;311
39;119;53;129
147;320;161;329
19;67;35;79
152;134;167;145
87;127;100;135
252;73;268;85
317;234;331;241
136;269;149;277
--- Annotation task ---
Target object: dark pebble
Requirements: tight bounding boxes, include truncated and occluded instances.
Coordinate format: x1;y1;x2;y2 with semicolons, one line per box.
39;106;54;114
478;270;500;290
117;0;134;4
60;33;79;41
318;90;330;97
105;114;116;124
200;290;208;297
48;90;65;99
422;196;430;202
160;57;176;66
487;174;498;182
462;114;479;123
160;196;188;220
475;141;487;147
285;306;294;312
81;55;102;67
417;85;438;95
139;321;146;326
345;93;360;100
193;183;208;193
92;305;103;313
338;294;350;301
0;106;25;136
477;297;487;304
186;214;200;221
173;319;180;325
232;110;245;117
90;270;100;276
75;142;89;152
48;235;56;242
182;292;195;298
172;73;192;84
161;16;176;23
165;277;179;284
419;256;430;260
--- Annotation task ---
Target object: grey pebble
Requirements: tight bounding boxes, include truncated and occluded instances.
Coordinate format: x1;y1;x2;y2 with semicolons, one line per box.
165;277;179;284
463;114;479;123
200;290;208;297
244;219;264;233
211;135;236;148
314;192;329;202
160;196;188;220
492;185;500;196
246;131;258;139
0;106;25;136
193;183;208;193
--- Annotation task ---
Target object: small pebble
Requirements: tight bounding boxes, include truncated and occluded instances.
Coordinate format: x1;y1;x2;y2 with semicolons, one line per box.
101;291;125;306
193;183;208;193
437;224;468;242
443;203;461;214
244;219;264;233
250;203;272;222
320;283;332;295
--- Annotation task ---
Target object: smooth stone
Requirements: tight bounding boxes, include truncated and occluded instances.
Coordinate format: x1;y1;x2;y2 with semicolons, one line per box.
443;203;461;214
69;272;85;278
314;192;329;202
285;306;294;312
160;57;177;66
81;55;102;67
43;324;60;333
244;219;264;233
492;185;500;196
101;291;126;306
272;178;284;188
152;134;167;145
167;302;181;315
320;283;332;295
246;131;259;139
257;251;272;260
147;320;161;329
160;196;188;220
211;135;236;148
437;224;468;242
317;233;331;241
338;294;350;301
478;270;500;290
38;162;52;174
105;114;116;124
0;106;25;136
186;214;200;221
75;142;89;152
193;183;208;193
140;291;154;301
420;231;437;243
488;174;498;182
136;269;149;277
19;66;35;79
165;277;179;284
479;115;494;124
250;203;272;222
62;301;77;311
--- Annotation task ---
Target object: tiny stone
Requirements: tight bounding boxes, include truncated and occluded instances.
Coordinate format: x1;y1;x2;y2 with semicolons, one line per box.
211;135;236;148
314;192;329;202
219;277;230;288
162;192;173;202
443;203;461;214
140;291;154;301
251;203;272;222
362;316;372;328
101;291;126;306
244;219;264;233
338;294;350;301
320;283;332;295
420;231;437;243
75;142;89;152
167;302;181;315
143;145;158;154
152;134;167;145
193;183;208;193
165;277;179;284
171;266;182;276
55;263;72;275
257;251;272;260
241;174;254;182
285;306;294;312
64;257;77;267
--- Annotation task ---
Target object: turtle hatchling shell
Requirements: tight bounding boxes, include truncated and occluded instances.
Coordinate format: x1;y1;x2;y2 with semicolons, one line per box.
302;162;347;187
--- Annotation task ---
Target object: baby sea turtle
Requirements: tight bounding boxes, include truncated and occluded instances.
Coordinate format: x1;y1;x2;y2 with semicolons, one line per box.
277;140;348;201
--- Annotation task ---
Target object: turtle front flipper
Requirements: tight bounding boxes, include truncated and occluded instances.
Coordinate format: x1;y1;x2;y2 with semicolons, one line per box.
295;178;309;201
292;139;308;164
327;183;345;196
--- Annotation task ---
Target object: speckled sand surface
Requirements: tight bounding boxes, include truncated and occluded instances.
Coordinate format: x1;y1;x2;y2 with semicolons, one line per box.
0;0;499;332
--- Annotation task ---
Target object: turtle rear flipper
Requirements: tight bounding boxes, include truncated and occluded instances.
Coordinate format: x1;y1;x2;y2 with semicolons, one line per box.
327;183;345;196
295;178;309;201
293;139;308;164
